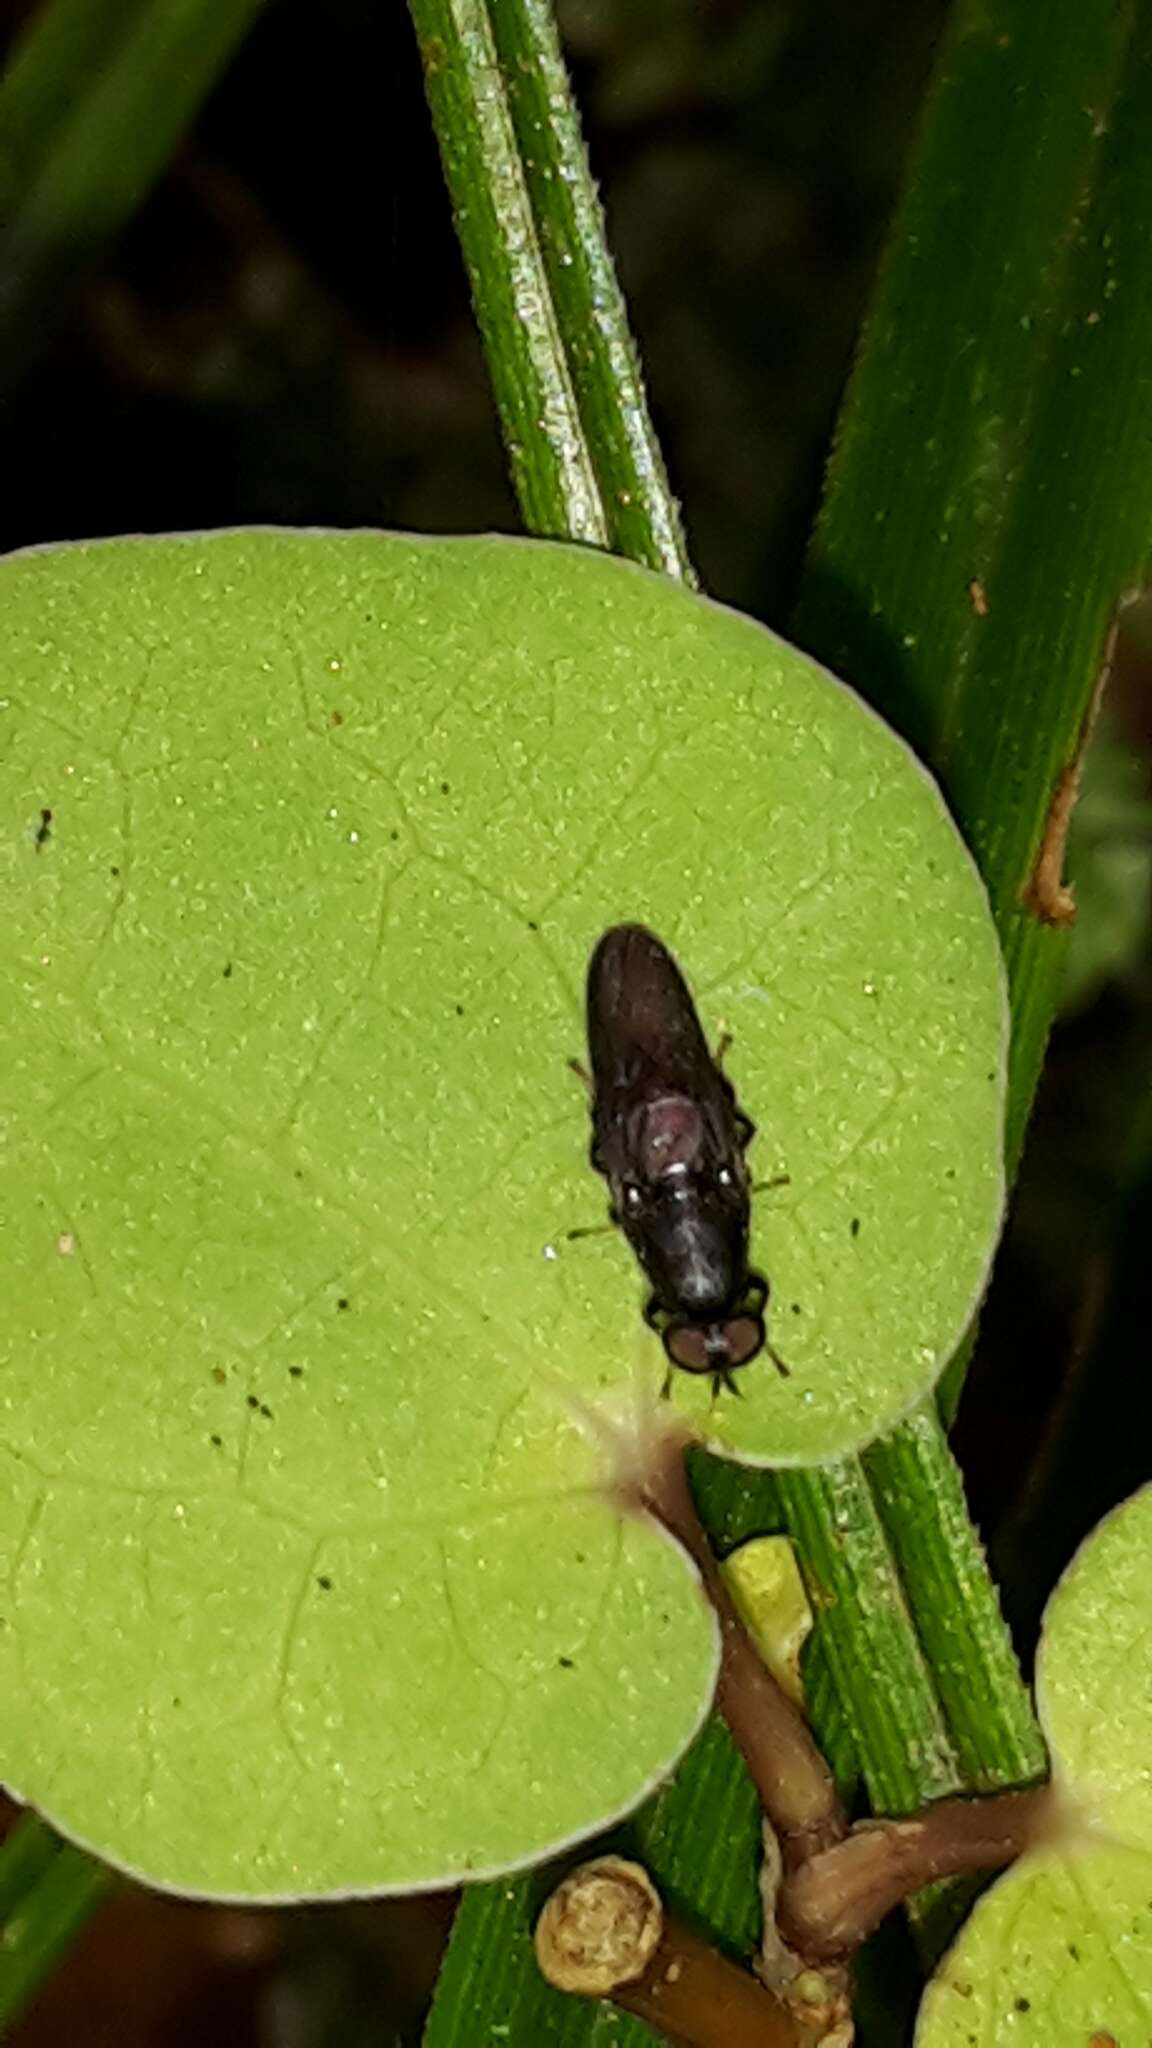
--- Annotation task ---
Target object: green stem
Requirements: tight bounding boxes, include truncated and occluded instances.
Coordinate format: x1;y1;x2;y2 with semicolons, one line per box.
409;0;691;575
486;0;693;579
409;0;606;544
863;1409;1048;1789
0;1814;60;1923
774;1462;959;1817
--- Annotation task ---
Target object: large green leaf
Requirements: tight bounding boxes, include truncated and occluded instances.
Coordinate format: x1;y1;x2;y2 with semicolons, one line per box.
0;528;1003;1895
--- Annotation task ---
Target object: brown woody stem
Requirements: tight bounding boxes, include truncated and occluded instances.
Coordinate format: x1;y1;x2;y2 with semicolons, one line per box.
779;1785;1057;1960
640;1433;846;1865
535;1857;835;2048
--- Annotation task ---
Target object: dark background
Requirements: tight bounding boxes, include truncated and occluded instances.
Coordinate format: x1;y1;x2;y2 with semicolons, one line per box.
3;0;1150;2039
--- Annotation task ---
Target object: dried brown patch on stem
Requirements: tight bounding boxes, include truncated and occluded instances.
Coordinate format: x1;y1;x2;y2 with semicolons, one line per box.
1024;756;1082;925
1022;591;1141;925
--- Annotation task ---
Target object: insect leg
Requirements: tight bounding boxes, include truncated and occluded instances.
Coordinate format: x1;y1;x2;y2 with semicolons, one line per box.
710;1364;745;1401
564;1217;616;1242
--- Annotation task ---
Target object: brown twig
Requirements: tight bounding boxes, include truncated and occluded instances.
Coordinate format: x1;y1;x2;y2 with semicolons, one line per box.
638;1431;846;1866
779;1785;1058;1961
535;1857;844;2048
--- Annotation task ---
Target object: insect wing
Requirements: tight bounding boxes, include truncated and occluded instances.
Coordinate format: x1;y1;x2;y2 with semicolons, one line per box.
585;924;713;1100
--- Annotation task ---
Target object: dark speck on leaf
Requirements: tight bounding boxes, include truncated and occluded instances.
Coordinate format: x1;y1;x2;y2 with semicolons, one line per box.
259;1403;274;1420
790;1303;802;1315
454;1003;465;1017
1068;1945;1079;1961
440;780;450;795
222;962;233;980
850;1218;861;1237
317;1575;333;1591
34;807;52;850
212;1367;227;1385
289;1365;304;1379
246;1394;260;1410
389;828;400;842
1014;1999;1030;2013
558;1656;574;1669
110;864;120;878
209;1434;223;1448
526;919;539;931
330;709;344;727
337;1296;350;1311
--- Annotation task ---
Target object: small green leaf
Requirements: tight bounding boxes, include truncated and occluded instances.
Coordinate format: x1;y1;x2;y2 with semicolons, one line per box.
1037;1483;1152;1848
916;1846;1152;2047
0;529;1005;1896
918;1485;1152;2045
721;1536;812;1705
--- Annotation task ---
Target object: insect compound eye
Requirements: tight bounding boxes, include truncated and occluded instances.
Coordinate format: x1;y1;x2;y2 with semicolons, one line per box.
662;1322;714;1375
662;1312;766;1378
721;1314;765;1368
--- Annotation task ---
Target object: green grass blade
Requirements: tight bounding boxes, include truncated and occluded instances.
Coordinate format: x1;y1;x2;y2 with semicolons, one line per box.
794;0;1152;1167
784;0;1152;1967
0;0;270;380
0;1819;113;2027
793;0;1152;1833
0;0;145;195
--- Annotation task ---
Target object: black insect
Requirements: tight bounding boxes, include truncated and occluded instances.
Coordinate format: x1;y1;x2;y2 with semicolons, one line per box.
578;922;785;1397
